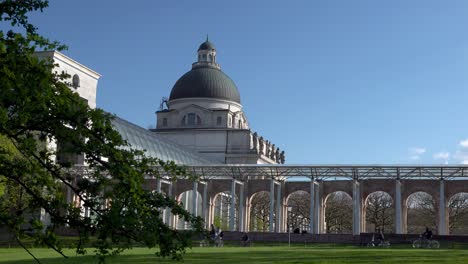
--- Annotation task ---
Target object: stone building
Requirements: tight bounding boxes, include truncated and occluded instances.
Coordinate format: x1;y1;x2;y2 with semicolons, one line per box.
33;44;468;237
153;39;285;165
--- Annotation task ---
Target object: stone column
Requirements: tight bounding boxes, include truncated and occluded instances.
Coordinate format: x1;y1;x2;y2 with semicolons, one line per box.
165;183;173;227
276;183;282;232
281;203;287;232
402;203;408;234
192;182;199;217
309;180;316;234
314;181;321;234
269;179;275;232
438;179;448;235
239;183;245;232
156;179;162;193
395;179;403;234
202;182;208;229
352;180;361;235
245;202;251;232
230;179;236;231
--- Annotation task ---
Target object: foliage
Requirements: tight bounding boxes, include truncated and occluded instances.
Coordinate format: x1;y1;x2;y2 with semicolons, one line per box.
406;192;436;234
447;193;468;234
0;0;203;262
287;191;311;231
325;191;352;234
212;191;237;231
249;191;270;231
365;191;394;233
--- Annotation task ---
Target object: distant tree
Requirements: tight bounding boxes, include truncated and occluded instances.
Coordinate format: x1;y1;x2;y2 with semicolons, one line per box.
0;1;202;262
213;191;238;230
407;192;468;235
287;191;310;231
365;192;394;233
250;191;270;231
325;192;352;234
448;193;468;234
407;192;436;234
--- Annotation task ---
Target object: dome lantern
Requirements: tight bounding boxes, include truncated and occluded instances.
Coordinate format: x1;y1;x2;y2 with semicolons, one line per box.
168;38;241;104
194;35;220;69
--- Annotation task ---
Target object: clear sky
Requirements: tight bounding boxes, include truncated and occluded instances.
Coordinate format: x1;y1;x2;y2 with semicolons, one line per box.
28;0;468;165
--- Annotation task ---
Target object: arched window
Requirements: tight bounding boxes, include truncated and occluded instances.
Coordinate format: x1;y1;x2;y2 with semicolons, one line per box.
182;113;202;126
72;74;80;89
187;113;196;125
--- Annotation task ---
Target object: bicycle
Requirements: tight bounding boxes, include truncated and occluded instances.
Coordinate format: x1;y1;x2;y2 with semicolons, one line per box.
367;240;390;248
412;235;440;249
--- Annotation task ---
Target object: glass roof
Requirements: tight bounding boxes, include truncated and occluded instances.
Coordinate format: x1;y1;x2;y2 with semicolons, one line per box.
111;116;216;165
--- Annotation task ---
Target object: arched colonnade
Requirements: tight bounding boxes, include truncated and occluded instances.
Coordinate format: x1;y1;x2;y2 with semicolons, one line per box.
147;165;468;235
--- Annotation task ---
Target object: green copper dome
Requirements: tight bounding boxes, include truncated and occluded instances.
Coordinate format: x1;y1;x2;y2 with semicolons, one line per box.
169;66;241;103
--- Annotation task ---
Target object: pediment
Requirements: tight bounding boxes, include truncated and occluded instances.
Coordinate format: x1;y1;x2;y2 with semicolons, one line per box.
172;104;212;114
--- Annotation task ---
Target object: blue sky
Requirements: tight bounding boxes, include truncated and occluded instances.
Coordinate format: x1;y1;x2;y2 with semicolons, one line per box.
28;0;468;164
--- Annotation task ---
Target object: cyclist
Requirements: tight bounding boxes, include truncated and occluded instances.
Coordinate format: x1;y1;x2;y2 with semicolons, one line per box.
375;227;384;246
422;227;433;240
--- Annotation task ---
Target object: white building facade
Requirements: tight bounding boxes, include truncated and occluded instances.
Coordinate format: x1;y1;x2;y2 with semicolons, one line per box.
154;39;285;164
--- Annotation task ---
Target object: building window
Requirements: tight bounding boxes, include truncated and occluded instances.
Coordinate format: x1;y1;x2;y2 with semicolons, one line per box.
187;113;196;126
182;113;201;126
72;74;80;89
162;118;168;127
217;116;222;125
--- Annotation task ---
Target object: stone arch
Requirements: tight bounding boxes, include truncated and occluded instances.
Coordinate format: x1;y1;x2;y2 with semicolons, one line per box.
248;191;272;232
321;181;352;200
284;181;310;200
323;191;352;234
247;180;274;198
446;181;468;200
285;190;310;232
448;192;468;235
402;180;438;204
211;190;239;231
361;179;395;199
363;191;394;233
405;191;436;234
206;179;233;199
176;190;202;230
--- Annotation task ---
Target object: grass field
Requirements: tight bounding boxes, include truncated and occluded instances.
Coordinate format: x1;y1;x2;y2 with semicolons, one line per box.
1;244;468;264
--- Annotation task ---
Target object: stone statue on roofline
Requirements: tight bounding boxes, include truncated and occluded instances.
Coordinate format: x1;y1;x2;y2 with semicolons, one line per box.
259;136;265;155
270;144;276;160
280;151;285;164
265;140;270;157
252;132;259;153
275;148;280;163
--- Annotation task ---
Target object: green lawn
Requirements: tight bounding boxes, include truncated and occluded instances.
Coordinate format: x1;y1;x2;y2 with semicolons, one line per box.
1;245;468;264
